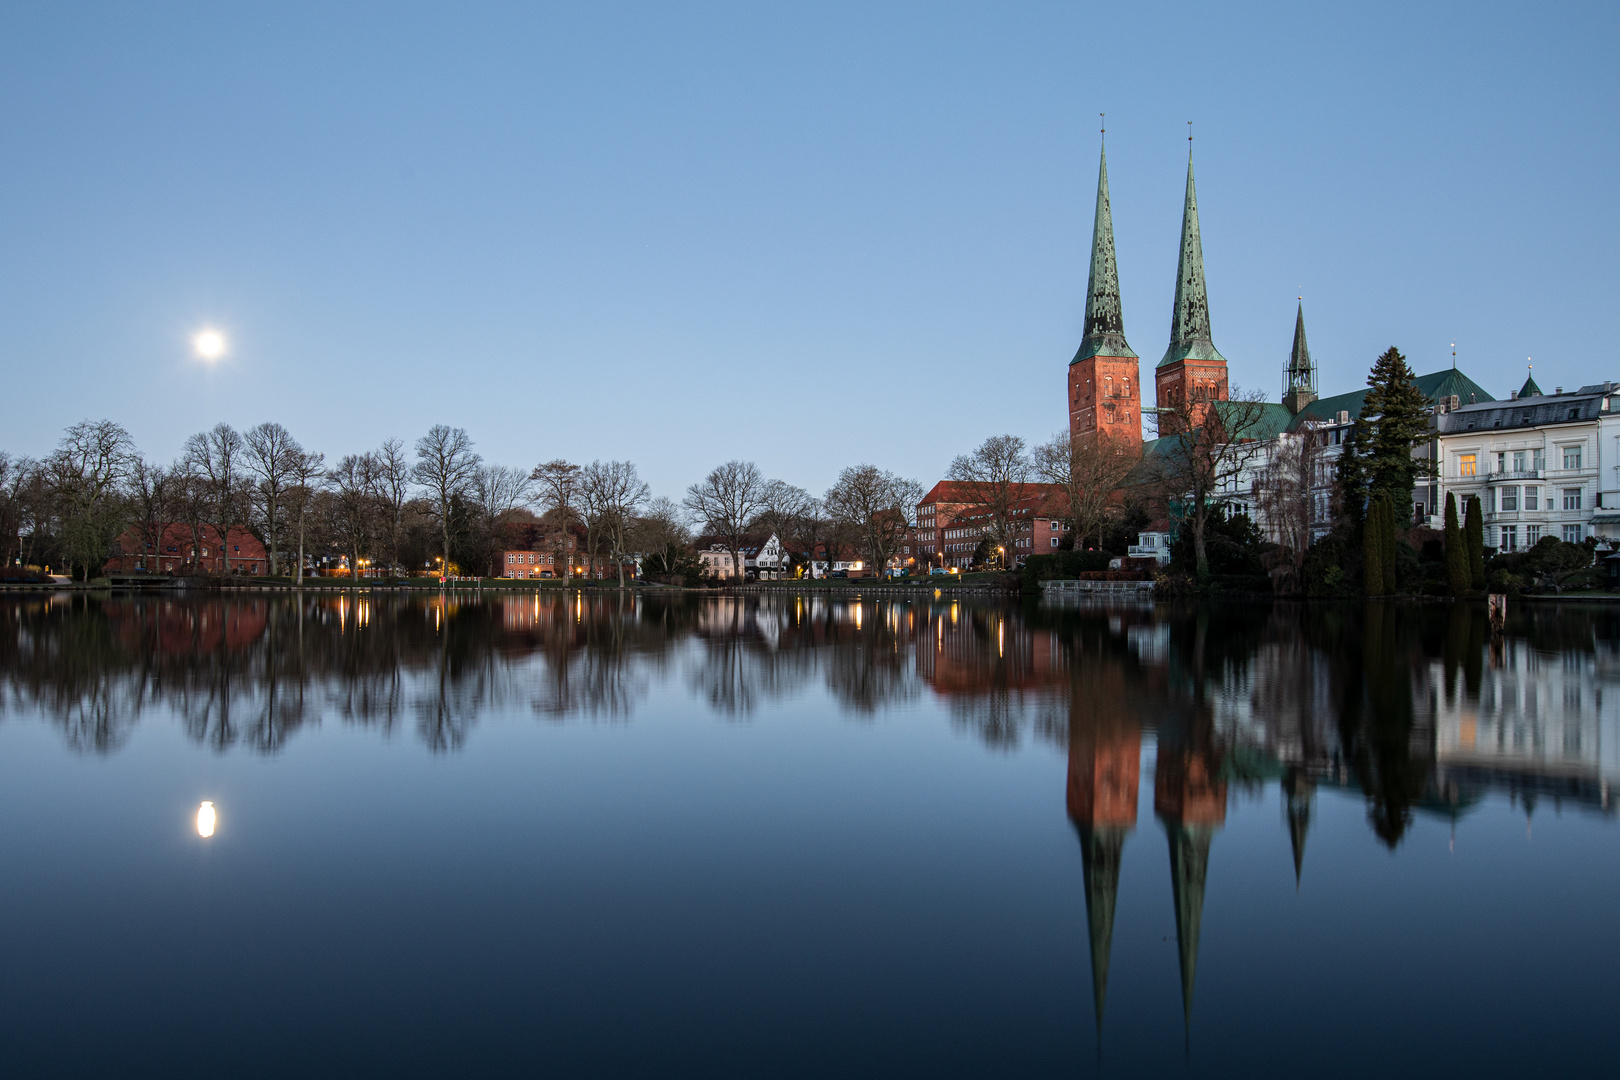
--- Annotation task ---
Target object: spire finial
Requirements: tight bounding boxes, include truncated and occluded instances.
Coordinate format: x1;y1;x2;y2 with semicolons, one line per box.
1100;112;1105;137
1187;120;1193;159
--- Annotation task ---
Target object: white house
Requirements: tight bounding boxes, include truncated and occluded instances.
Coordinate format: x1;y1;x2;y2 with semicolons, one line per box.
1434;376;1620;551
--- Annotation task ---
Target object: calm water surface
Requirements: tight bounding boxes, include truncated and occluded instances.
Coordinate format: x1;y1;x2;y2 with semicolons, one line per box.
1;592;1615;1077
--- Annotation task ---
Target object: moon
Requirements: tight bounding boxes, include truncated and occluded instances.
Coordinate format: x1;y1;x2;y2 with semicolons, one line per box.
193;329;227;361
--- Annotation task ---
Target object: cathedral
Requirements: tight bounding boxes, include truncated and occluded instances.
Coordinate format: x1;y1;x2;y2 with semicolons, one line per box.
1068;138;1229;443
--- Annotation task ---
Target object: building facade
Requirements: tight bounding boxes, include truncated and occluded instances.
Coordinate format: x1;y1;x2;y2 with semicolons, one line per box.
105;523;270;576
1434;376;1620;550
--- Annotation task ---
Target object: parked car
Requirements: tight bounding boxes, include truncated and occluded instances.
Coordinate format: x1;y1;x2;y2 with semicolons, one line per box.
831;569;849;579
538;570;554;578
885;567;906;579
929;567;949;576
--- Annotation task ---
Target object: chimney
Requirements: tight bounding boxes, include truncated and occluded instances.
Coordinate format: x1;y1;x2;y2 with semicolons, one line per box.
1556;386;1563;394
1337;410;1349;424
1510;391;1518;400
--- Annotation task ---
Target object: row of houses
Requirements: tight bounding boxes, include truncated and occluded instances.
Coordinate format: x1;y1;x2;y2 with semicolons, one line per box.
1222;352;1620;554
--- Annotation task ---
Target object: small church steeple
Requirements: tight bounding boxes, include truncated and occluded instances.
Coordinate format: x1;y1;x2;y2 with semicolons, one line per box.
1282;300;1317;415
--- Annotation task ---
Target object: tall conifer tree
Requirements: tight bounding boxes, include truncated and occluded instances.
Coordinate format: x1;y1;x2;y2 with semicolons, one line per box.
1464;496;1486;589
1364;497;1386;597
1338;347;1432;524
1444;492;1468;596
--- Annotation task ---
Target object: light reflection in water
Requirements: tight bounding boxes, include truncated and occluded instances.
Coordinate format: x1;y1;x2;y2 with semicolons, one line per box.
196;800;216;838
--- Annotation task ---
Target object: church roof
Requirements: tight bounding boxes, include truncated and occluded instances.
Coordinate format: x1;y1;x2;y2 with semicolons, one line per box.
1285;368;1495;432
1073;140;1137;363
1158;153;1226;369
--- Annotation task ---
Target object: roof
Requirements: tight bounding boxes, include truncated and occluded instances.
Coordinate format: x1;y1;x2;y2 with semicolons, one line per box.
947;492;1071;528
1073;139;1137;363
1519;370;1543;398
1285;367;1496;432
1158;154;1226;369
1437;384;1612;435
918;480;1062;508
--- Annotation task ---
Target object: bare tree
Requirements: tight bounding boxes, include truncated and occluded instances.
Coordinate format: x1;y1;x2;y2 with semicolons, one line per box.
47;420;136;579
374;437;411;576
412;425;481;577
1252;425;1328;594
287;448;327;584
328;453;381;581
634;495;692;579
470;464;535;576
1033;429;1140;552
785;496;832;578
1147;388;1275;579
947;435;1031;568
531;459;581;581
244;422;302;577
581;460;650;588
823;465;923;578
127;458;177;572
183;422;247;574
684;460;765;585
0;454;40;570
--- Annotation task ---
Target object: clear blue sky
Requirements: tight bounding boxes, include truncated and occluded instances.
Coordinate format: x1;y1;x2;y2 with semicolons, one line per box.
1;1;1614;500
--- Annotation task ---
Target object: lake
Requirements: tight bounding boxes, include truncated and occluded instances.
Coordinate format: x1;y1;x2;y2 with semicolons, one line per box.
0;591;1615;1077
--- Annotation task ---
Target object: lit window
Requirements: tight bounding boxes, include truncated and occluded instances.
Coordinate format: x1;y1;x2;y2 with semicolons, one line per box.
1458;454;1476;477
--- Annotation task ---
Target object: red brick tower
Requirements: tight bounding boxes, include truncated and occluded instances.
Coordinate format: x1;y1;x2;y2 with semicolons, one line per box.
1069;137;1141;446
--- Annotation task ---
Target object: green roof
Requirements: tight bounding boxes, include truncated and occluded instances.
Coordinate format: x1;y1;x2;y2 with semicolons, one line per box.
1518;370;1542;398
1286;368;1494;432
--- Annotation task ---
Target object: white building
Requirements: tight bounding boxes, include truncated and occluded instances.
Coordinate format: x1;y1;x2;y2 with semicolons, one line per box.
1434;376;1620;551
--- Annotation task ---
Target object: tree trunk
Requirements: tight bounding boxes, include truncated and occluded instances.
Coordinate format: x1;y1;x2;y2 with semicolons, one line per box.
296;514;305;585
1193;493;1209;580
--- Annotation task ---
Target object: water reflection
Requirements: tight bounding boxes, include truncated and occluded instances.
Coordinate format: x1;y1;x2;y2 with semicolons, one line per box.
4;594;1619;817
196;800;216;838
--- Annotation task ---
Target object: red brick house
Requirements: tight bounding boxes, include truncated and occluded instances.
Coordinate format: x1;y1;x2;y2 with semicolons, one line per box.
915;481;1067;569
105;523;270;576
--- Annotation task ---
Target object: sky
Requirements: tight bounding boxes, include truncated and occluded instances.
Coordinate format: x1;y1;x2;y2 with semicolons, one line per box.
1;1;1615;501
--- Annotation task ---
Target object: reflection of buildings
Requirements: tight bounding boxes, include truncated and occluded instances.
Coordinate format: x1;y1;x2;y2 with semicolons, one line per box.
1423;639;1618;813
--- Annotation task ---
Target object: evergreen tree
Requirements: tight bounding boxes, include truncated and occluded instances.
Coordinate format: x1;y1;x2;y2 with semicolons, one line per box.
1338;347;1433;523
1464;496;1485;589
1444;492;1468;596
1364;496;1386;597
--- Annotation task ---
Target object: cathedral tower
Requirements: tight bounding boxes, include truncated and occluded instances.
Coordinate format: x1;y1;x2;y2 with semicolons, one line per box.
1154;147;1228;435
1282;301;1317;416
1069;138;1141;445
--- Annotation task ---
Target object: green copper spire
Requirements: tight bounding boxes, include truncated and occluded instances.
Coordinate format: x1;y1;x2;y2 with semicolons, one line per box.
1165;822;1213;1026
1282;301;1317;415
1076;824;1128;1033
1072;139;1137;363
1157;151;1227;369
1283;772;1313;887
1518;365;1542;399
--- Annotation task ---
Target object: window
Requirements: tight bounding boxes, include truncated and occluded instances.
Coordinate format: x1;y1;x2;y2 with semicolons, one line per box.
1564;447;1582;469
1501;486;1518;512
1564;524;1584;544
1484;489;1495;513
1501;526;1518;551
1526;525;1541;545
1564;488;1583;510
1533;449;1545;472
508;554;515;563
1458;453;1477;477
1497;452;1506;473
1513;451;1526;472
1050;537;1059;548
1123;377;1131;397
1525;487;1539;511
